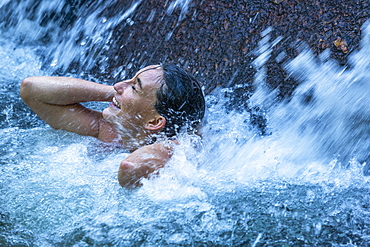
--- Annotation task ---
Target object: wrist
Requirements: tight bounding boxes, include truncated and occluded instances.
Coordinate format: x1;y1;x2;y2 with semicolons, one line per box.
97;84;115;102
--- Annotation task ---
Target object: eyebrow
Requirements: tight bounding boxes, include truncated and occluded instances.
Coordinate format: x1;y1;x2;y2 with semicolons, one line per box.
135;65;162;90
136;77;143;89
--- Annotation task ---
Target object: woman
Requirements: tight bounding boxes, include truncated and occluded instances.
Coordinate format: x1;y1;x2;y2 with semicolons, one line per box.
20;64;205;188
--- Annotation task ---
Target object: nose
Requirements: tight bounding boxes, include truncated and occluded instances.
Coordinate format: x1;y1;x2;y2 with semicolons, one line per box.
114;79;131;94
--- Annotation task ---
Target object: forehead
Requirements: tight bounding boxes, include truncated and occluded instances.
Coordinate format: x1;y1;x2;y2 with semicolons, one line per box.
135;65;163;85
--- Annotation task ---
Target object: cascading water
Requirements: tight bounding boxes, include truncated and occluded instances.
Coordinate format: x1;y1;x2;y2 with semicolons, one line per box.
1;0;370;246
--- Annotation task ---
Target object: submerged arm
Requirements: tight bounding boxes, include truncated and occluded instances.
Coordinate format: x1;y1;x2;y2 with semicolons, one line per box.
20;76;115;137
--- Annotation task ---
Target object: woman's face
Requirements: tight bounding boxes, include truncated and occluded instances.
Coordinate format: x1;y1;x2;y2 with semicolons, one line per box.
102;65;163;133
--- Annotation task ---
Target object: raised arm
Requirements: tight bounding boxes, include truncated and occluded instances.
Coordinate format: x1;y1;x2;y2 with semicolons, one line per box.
20;76;115;138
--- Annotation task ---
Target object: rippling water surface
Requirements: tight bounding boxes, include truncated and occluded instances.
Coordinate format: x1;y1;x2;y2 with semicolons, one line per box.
1;1;370;246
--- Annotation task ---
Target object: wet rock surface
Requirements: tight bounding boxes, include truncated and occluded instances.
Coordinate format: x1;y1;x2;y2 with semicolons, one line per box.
1;0;368;102
102;0;368;101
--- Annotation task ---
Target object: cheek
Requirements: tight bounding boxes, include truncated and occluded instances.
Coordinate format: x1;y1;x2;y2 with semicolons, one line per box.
117;108;146;124
120;94;138;110
123;98;149;114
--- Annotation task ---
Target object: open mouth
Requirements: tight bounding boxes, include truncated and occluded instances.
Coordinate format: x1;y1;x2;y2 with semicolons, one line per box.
112;97;121;109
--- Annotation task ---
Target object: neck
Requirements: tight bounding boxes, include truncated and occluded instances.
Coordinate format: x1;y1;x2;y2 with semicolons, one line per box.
98;120;154;151
120;134;152;152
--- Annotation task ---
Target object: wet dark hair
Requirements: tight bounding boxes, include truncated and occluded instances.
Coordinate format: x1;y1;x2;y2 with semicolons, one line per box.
154;64;205;137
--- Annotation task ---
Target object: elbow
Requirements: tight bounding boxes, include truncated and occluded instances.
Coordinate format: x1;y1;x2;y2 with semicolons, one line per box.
20;76;44;103
20;77;35;103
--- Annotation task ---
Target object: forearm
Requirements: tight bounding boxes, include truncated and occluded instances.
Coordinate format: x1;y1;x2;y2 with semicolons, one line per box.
20;76;114;105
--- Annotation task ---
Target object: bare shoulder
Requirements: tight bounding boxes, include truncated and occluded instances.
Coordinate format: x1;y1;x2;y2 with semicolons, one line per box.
118;140;177;188
125;140;176;164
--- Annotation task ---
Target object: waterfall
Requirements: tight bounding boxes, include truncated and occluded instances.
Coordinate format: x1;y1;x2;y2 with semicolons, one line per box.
1;1;369;246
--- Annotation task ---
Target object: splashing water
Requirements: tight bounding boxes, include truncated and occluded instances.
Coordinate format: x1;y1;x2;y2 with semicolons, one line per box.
1;1;370;246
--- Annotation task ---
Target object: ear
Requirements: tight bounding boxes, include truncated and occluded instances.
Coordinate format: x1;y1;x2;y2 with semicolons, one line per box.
145;116;166;131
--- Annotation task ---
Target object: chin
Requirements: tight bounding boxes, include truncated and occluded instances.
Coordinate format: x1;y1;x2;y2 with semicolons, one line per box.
102;108;125;128
102;107;117;122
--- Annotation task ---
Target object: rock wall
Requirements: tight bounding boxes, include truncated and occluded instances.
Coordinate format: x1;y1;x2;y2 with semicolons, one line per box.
1;0;368;103
102;0;368;102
